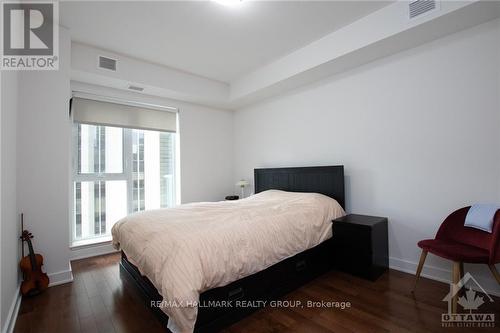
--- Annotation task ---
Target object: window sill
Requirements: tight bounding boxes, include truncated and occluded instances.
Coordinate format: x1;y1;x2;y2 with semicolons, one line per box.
70;236;113;250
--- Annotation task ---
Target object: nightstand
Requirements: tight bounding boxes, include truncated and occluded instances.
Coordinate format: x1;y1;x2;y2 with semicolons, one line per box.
332;214;388;281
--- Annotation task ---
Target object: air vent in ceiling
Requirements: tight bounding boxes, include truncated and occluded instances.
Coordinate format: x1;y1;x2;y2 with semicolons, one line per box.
409;0;438;19
128;85;144;92
98;56;117;71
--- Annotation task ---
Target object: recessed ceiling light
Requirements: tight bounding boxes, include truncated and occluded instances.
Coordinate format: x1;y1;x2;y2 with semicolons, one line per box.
212;0;244;7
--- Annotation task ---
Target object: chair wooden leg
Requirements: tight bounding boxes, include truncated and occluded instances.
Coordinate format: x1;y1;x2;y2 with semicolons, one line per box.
488;265;500;285
452;262;461;313
412;250;428;293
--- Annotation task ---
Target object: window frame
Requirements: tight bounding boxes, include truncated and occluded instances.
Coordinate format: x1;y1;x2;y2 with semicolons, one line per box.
71;123;129;243
71;123;177;245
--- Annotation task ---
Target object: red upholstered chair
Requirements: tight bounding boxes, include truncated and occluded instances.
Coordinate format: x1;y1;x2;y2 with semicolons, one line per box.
412;207;500;312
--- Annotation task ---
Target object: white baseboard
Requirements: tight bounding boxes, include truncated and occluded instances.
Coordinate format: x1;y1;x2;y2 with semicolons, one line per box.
390;256;451;283
48;266;73;287
70;241;118;261
2;285;21;333
389;256;500;297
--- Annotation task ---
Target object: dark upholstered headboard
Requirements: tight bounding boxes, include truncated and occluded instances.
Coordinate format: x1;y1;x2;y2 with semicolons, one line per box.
254;166;345;208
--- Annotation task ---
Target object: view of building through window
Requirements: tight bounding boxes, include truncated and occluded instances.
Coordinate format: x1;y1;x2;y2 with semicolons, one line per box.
73;123;175;243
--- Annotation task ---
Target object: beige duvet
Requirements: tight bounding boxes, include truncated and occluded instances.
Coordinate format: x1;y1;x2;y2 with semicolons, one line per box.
111;190;345;332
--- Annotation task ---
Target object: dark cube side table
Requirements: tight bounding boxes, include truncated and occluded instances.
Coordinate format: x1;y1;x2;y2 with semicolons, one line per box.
332;214;389;281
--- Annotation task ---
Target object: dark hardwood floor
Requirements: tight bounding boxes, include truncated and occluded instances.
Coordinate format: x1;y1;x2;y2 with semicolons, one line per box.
14;253;500;332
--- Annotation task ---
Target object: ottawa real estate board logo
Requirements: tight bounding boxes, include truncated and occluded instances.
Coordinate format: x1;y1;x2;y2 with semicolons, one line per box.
1;1;59;70
441;272;495;328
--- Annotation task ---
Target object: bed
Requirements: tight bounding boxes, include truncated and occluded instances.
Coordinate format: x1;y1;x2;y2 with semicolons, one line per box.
115;165;345;332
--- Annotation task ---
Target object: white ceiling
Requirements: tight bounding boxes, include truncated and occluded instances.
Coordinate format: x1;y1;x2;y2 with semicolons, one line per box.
61;1;391;83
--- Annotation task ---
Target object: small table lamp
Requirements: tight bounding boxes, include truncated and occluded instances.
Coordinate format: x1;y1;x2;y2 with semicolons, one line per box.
236;180;249;199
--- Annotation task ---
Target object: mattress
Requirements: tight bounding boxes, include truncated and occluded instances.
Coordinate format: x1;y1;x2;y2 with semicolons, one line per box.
112;190;345;332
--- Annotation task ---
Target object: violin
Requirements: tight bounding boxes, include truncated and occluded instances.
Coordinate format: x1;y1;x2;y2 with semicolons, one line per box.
19;230;49;296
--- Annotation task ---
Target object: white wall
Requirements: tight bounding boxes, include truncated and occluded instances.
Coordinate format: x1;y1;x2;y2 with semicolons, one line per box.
1;70;20;332
178;104;234;203
233;19;500;294
16;28;73;286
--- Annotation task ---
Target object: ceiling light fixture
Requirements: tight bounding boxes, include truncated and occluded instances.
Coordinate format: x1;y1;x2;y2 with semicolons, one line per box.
212;0;244;8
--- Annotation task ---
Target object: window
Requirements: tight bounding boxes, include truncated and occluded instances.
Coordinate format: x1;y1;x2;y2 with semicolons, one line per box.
72;104;177;245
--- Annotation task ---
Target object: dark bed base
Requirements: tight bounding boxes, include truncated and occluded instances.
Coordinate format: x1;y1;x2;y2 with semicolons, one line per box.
119;165;344;332
120;238;334;332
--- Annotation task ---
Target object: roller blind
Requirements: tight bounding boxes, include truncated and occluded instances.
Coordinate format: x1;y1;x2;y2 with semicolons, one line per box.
72;97;177;133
